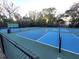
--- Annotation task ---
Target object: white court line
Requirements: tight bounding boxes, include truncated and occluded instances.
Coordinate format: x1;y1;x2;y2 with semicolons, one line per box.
37;32;49;41
16;34;37;41
72;33;79;39
16;33;79;56
16;33;59;49
36;40;79;55
16;31;49;41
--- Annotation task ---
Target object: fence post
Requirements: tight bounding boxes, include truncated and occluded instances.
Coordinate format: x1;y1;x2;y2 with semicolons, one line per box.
0;34;5;53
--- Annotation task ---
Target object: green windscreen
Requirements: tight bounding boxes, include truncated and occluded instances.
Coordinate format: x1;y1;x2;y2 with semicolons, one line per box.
8;23;19;28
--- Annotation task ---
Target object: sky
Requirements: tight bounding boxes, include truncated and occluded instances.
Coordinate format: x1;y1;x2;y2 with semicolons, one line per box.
11;0;79;16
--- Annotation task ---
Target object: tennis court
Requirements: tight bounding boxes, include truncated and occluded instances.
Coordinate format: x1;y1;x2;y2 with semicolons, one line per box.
1;27;79;59
15;28;79;55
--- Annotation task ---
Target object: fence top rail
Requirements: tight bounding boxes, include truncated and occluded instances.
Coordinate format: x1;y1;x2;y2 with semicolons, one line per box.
0;33;39;59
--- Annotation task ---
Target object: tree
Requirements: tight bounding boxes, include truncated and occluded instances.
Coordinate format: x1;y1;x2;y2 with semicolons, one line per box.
0;2;6;20
29;11;37;20
14;12;22;21
35;18;46;27
65;2;79;25
2;0;19;22
42;7;56;25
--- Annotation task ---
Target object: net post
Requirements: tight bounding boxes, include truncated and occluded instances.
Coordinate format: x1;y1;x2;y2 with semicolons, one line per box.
59;36;61;53
58;21;62;53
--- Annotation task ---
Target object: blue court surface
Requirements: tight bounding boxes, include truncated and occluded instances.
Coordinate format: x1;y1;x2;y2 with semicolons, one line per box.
16;28;79;55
